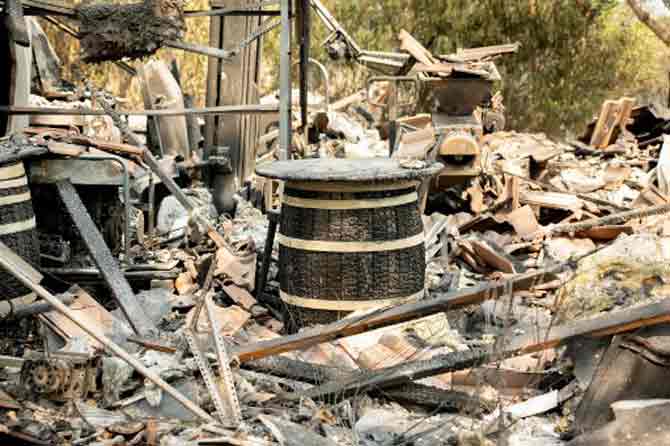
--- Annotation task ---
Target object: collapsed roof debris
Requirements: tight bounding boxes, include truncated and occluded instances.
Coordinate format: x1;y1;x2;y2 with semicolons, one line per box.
1;1;670;445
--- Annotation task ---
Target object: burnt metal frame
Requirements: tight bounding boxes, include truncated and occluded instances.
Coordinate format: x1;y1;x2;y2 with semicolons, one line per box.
204;0;298;184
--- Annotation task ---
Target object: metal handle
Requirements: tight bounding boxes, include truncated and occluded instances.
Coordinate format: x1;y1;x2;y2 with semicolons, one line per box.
292;58;331;112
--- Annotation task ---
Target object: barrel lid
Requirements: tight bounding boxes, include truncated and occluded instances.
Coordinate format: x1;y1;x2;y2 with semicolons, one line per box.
256;158;443;183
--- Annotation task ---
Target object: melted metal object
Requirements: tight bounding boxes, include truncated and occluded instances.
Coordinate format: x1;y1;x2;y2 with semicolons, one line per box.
21;353;100;401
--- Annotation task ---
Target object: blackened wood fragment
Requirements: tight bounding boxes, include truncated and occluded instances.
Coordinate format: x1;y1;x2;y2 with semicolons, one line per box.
77;0;185;63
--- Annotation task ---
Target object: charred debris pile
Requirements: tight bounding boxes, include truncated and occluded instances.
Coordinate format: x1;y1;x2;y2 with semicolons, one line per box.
1;4;670;446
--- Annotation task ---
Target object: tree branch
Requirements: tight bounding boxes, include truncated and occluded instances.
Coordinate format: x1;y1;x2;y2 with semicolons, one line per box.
627;0;670;46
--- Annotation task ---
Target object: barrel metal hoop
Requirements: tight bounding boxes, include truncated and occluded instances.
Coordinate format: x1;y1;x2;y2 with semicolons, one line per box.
282;191;418;210
280;289;425;311
0;177;28;189
0;163;25;181
0;192;31;206
277;232;424;253
286;180;419;193
0;216;36;235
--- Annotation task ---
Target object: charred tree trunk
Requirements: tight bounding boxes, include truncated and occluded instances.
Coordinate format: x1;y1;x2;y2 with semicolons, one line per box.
77;0;185;63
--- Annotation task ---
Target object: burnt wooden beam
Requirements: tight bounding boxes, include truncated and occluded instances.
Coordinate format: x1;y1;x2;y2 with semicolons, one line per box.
232;267;558;362
244;356;494;412
288;295;670;402
55;180;155;335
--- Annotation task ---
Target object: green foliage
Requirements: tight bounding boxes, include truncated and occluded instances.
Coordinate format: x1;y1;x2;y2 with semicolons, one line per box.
411;0;667;134
263;0;668;136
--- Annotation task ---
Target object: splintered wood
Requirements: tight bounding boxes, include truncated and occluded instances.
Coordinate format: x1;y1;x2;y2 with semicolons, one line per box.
590;97;635;149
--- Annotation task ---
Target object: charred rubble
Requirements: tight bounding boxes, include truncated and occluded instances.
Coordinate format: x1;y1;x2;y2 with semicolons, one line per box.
0;3;670;446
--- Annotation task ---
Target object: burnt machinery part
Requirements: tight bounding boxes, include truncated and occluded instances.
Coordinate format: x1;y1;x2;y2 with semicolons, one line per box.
278;183;427;329
0;160;39;301
20;355;100;401
423;78;494;116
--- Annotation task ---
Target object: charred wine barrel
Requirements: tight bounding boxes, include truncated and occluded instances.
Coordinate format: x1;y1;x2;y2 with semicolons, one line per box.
256;158;443;331
278;180;427;328
0;161;39;301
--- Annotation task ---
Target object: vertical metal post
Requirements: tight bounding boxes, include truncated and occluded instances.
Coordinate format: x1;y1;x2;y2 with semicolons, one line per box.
298;0;310;141
278;0;292;160
148;174;156;242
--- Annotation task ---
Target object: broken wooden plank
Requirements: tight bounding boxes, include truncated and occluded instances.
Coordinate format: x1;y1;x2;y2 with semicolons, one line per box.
47;141;86;157
577;225;633;241
398;29;437;65
413;62;454;74
589;97;635;149
330;90;366;111
68;135;145;156
55;180;155;335
450;42;520;61
288;295;670;402
520;190;583;211
470;239;516;274
231;267;558;362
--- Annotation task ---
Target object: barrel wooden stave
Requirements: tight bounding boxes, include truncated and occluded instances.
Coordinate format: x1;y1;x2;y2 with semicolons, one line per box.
0;161;39;301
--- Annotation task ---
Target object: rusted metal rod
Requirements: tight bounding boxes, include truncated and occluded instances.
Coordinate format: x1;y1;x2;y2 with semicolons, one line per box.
0;104;279;117
165;39;234;60
0;243;216;424
548;201;670;235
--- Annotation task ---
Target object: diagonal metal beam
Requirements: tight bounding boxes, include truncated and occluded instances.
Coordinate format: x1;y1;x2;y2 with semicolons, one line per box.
55;180;154;335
